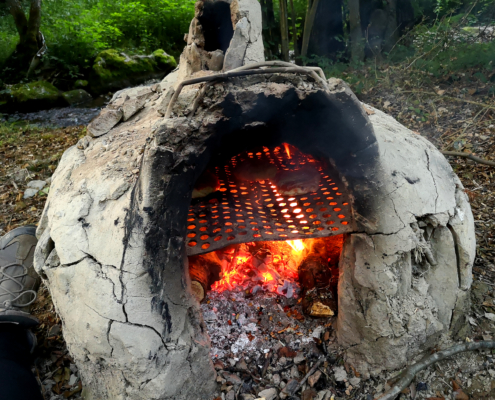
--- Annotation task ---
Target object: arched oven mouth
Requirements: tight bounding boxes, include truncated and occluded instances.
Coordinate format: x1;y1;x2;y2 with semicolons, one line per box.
186;142;352;330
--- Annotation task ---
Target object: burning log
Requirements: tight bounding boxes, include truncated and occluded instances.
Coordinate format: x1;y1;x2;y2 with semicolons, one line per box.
298;254;337;317
189;257;221;302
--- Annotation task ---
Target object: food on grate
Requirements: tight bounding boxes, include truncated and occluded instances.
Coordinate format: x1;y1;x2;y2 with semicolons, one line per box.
233;158;278;182
274;165;320;196
192;170;220;198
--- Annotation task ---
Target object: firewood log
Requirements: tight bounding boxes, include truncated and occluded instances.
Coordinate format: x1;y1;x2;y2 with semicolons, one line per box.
189;257;221;302
298;254;337;317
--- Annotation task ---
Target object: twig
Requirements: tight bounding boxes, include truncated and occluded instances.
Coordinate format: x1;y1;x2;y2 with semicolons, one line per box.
443;107;489;150
375;340;495;400
401;91;495;110
289;357;325;396
441;151;495;167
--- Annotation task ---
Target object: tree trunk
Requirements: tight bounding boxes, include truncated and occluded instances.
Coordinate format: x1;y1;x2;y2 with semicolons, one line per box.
3;0;43;82
301;0;319;60
289;0;300;63
307;0;345;60
260;0;279;59
383;0;399;53
348;0;364;62
279;0;290;62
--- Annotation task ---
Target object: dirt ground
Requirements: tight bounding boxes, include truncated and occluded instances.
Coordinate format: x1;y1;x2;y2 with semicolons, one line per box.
0;72;494;399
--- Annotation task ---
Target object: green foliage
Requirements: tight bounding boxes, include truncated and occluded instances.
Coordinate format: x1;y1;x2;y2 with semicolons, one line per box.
0;0;194;78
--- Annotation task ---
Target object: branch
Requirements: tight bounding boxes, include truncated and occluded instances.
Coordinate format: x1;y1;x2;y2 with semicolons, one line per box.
401;90;495;110
375;341;495;400
5;0;28;39
27;0;42;42
289;357;324;396
442;151;495;167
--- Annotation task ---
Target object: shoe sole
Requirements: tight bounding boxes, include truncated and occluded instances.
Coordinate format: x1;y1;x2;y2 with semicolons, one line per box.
0;225;37;250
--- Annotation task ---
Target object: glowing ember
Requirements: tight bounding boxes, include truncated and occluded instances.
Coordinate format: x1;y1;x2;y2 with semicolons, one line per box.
208;239;318;295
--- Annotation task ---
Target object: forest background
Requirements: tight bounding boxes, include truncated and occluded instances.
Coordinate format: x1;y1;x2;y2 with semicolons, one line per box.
0;0;494;94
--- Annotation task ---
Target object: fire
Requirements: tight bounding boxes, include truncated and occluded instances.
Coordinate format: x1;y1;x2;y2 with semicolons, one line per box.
283;142;291;159
208;239;316;294
287;239;305;252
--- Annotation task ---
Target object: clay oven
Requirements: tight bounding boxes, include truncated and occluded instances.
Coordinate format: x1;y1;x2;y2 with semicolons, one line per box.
33;1;475;399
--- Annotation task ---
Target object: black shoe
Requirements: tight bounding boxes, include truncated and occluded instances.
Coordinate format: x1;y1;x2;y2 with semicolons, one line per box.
0;226;40;328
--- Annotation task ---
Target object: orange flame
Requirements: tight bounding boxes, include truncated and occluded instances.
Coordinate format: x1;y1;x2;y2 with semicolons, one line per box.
287;239;304;252
283;143;291;159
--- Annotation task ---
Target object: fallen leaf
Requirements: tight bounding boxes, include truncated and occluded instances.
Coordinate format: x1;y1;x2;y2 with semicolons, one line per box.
278;346;297;358
468;88;476;95
468;316;478;326
363;106;375;115
436;89;446;95
384;101;391;108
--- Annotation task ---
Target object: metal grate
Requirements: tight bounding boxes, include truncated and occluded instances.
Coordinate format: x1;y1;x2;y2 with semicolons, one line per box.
186;145;353;256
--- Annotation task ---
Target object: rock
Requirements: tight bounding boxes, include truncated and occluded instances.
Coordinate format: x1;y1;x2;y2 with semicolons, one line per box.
308;370;321;387
27;180;46;190
62;89;93;106
280;379;299;398
87;108;123;138
290;365;300;378
226;390;235;400
333;366;347;382
272;374;281;385
23;188;38;199
11;168;30;183
224;17;250;71
0;81;62;112
207;50;225;71
258;388;277;400
294;352;306;364
222;372;242;386
89;49;176;94
240;395;256;400
416;382;428;391
74;79;88;88
349;376;361;386
68;374;78;386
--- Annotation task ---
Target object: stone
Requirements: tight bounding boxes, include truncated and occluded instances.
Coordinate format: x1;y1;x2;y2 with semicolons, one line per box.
62;89;93;106
308;371;321;387
226;390;235;400
23;188;38;199
257;387;277;400
272;374;281;385
87;108;123;138
0;81;62;112
333;367;347;382
349;377;361;386
74;79;88;88
224;17;250;71
27;180;46;190
207;50;225;71
89;49;176;94
294;352;306;364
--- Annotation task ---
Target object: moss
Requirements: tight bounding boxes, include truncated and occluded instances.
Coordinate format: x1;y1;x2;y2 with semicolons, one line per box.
90;49;177;94
0;81;62;112
62;89;92;105
153;49;177;70
74;79;89;88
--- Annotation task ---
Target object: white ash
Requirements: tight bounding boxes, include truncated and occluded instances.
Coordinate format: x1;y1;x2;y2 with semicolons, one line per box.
201;288;334;364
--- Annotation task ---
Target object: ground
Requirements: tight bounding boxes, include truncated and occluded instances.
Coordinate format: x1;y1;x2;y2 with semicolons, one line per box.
0;69;494;399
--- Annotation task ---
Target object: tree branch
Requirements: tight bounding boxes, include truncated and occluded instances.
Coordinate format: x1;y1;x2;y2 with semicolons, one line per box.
5;0;28;40
442;151;495;167
375;341;495;400
27;0;42;43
